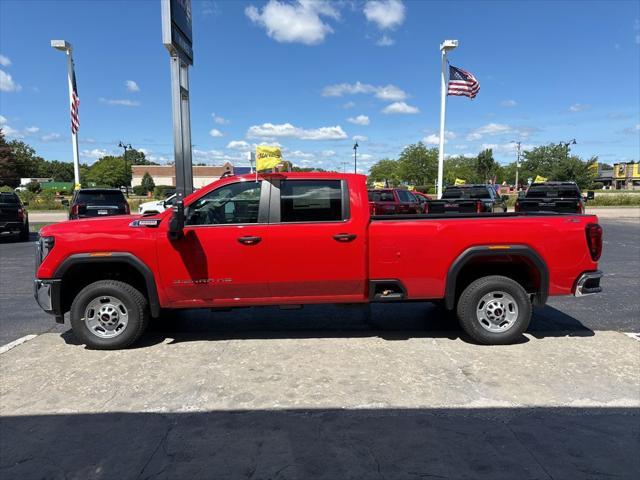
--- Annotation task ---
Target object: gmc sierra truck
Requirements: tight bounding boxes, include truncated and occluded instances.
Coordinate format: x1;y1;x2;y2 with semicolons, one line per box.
34;173;603;349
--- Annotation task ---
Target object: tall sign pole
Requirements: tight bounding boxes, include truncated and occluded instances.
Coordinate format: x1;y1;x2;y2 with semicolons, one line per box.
437;40;458;199
353;141;359;173
161;0;194;200
50;40;81;190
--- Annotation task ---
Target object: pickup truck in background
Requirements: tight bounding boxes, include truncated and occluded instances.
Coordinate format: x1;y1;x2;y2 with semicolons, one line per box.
368;188;422;215
35;173;603;349
426;184;508;214
0;192;29;241
515;181;586;214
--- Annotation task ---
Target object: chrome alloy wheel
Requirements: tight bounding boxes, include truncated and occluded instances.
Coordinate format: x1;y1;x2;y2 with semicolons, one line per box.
476;291;519;333
83;296;129;339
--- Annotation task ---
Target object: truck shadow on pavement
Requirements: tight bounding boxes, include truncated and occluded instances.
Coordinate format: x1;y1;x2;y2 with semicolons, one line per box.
1;407;637;479
62;303;594;349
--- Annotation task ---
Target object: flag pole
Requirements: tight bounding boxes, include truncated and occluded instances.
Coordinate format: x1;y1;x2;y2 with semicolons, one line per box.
437;40;458;199
65;50;81;190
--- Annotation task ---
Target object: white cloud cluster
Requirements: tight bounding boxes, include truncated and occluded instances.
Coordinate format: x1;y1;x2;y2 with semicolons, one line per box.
0;68;21;92
81;148;110;159
212;113;229;125
99;97;140;107
353;135;368;142
322;81;407;101
423;131;456;145
245;0;339;45
363;0;406;30
569;103;590;112
382;101;419;114
0;116;40;139
347;114;370;126
465;123;539;141
480;142;534;155
247;122;347;140
227;140;251;150
209;128;224;138
125;80;140;92
0;54;11;67
41;133;61;142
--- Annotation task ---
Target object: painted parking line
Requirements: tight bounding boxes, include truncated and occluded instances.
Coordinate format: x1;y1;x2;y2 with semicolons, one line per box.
0;334;38;354
623;332;640;342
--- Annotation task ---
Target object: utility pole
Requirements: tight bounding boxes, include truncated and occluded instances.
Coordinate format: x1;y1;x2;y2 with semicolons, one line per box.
513;141;521;191
353;141;359;173
118;142;132;197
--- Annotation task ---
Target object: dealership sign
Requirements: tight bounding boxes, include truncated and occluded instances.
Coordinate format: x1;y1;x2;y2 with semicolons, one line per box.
161;0;193;64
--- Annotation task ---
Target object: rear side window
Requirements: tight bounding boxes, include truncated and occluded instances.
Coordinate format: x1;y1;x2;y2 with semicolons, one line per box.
397;190;417;202
280;180;343;223
0;193;19;204
76;191;126;205
368;191;394;202
526;185;580;198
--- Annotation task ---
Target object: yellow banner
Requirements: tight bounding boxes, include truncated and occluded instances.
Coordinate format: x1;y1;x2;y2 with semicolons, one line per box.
454;178;466;185
256;146;282;171
372;181;386;189
407;185;416;191
534;175;548;183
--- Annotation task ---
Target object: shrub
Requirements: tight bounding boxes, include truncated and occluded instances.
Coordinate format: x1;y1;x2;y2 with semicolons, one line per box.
153;185;174;199
26;180;42;193
0;185;13;192
132;185;147;196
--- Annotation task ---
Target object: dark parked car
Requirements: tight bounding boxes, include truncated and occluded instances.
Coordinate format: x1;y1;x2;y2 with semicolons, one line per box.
426;184;508;214
515;182;586;214
368;188;422;215
0;192;29;241
68;188;130;220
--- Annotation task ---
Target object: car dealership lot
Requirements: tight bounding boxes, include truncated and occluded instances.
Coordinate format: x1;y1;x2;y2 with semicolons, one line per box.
1;217;639;478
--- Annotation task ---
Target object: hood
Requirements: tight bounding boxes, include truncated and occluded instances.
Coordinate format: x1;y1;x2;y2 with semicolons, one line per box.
39;215;143;237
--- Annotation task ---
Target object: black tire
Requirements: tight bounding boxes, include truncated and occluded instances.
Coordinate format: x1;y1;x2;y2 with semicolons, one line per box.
70;280;149;349
19;222;29;241
456;275;531;345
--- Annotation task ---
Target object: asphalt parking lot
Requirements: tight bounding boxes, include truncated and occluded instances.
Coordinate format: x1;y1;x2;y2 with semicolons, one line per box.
1;217;639;479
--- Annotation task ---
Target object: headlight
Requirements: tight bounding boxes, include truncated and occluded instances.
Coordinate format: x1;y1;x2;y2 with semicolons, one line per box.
36;236;55;268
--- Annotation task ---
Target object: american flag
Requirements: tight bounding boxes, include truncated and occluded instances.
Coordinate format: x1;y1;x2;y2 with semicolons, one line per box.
70;66;80;134
447;65;480;99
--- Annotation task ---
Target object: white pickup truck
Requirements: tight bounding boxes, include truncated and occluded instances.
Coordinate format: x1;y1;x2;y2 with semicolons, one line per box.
138;193;177;215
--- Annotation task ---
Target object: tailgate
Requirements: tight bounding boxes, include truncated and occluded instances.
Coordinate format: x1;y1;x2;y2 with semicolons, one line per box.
0;203;20;223
519;199;579;213
79;205;127;217
427;200;477;214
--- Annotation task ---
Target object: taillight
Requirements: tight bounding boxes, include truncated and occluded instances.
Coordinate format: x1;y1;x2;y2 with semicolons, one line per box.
70;204;79;216
577;202;584;214
586;223;603;261
476;201;482;213
17;208;24;221
369;202;375;216
424;202;429;214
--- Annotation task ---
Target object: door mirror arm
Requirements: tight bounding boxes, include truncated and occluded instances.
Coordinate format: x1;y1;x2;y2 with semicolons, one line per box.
168;200;185;240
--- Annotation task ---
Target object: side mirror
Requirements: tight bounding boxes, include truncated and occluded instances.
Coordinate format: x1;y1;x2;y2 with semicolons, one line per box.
586;191;595;200
168;200;185;240
61;199;69;207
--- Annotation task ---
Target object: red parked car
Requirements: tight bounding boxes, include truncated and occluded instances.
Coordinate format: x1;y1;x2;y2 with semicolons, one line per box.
368;188;422;215
35;172;602;349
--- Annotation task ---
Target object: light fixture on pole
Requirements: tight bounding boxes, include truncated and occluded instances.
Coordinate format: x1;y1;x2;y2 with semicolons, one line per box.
437;39;458;199
51;39;81;190
511;140;522;191
118;141;132;197
353;141;359;173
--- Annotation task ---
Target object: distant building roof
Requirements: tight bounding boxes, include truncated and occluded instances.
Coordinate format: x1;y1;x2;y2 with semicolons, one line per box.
131;163;232;177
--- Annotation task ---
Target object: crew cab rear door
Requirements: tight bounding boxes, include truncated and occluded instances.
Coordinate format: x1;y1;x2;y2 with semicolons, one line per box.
266;178;367;301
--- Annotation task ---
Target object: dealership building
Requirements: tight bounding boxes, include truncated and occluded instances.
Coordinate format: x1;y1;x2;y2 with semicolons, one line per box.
131;163;233;189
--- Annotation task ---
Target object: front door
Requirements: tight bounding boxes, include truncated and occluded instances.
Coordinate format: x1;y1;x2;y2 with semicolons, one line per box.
266;179;367;302
157;180;271;308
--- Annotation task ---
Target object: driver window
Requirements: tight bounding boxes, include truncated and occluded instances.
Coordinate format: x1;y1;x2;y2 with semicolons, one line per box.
186;181;262;226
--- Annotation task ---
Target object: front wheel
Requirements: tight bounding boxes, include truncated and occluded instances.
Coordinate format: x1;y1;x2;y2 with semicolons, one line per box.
70;280;149;349
456;275;531;345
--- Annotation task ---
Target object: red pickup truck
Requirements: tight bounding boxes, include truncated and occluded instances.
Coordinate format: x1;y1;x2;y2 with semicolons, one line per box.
35;173;603;349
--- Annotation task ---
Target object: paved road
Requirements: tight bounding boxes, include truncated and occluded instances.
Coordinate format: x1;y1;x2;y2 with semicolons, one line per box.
1;218;638;347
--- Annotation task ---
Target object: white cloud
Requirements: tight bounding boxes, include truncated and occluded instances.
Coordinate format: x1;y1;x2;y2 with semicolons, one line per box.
359;153;373;160
569;103;590;112
0;55;11;67
0;114;6;125
247;122;347;140
288;150;315;160
125;80;140;92
24;126;39;134
363;0;406;30
99;97;140;107
480;142;534;155
322;81;407;101
500;99;517;107
377;35;395;46
245;0;339;45
209;128;224;137
466;132;483;141
227;140;251;150
2;125;21;138
212;113;229;125
81;148;110;159
321;150;335;157
466;123;513;140
381;101;419;114
0;69;21;92
423;131;455;145
347;114;370;126
353;135;368;142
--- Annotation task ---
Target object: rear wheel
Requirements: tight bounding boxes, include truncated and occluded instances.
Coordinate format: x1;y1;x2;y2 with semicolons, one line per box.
456;275;531;345
19;221;29;241
70;280;149;349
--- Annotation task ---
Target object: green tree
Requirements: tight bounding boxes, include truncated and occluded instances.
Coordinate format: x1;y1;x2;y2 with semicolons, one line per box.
38;160;77;182
141;172;155;193
26;180;41;193
397;143;438;186
368;158;400;186
521;143;595;188
124;148;156;166
8;139;45;178
85;155;131;187
476;149;499;182
0;129;19;187
444;155;480;185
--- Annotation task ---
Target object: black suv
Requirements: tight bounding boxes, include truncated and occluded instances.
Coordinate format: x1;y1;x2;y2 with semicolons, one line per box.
426;184;508;214
515;182;587;214
0;192;29;241
68;188;130;220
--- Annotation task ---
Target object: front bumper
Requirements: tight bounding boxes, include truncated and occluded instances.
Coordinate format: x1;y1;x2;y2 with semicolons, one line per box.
574;270;603;297
34;279;64;323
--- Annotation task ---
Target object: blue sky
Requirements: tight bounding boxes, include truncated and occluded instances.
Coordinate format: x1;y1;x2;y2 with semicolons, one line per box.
1;0;638;173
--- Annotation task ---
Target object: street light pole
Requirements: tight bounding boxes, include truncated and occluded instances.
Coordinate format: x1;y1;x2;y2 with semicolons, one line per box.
353;141;359;173
512;140;521;191
50;40;81;190
437;39;458;199
118;141;132;197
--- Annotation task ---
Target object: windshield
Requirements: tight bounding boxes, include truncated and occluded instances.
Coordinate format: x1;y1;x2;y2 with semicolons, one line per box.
526;185;580;198
368;191;395;202
75;191;126;205
442;187;491;199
